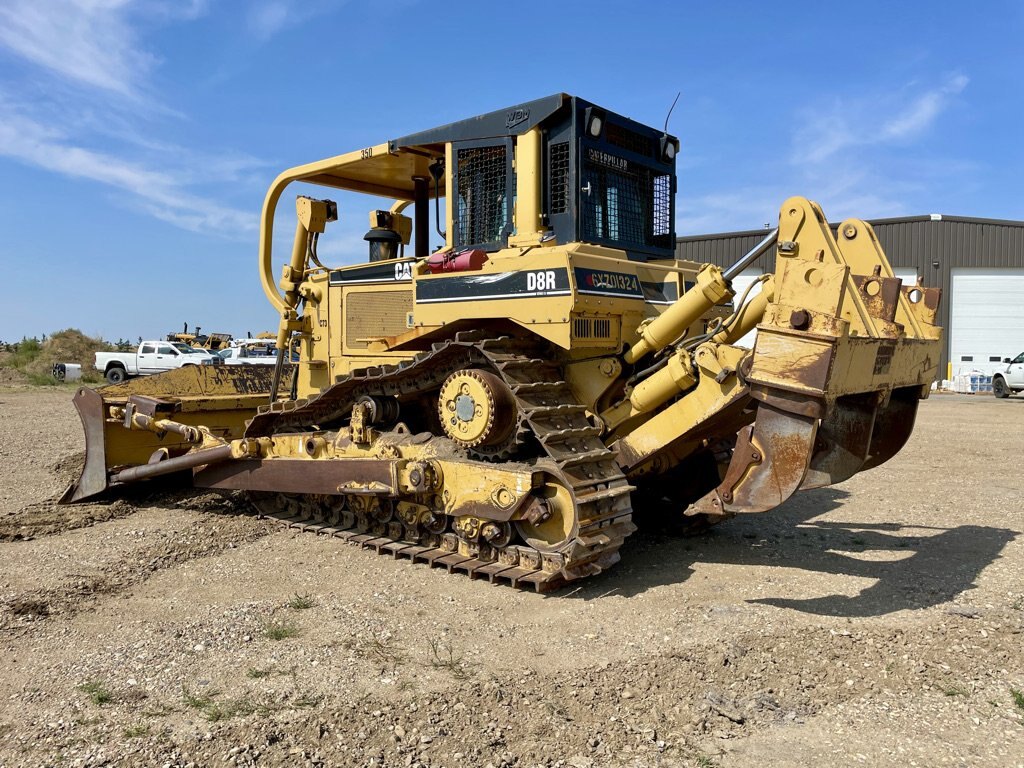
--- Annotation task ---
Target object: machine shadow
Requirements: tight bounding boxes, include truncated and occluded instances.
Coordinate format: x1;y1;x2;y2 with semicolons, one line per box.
567;487;1018;617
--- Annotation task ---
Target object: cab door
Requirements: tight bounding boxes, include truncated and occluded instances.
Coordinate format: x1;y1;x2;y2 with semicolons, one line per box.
1006;352;1024;388
137;343;159;374
141;344;179;373
156;345;182;371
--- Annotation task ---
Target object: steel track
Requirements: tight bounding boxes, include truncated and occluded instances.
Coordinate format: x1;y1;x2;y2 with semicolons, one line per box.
244;332;636;591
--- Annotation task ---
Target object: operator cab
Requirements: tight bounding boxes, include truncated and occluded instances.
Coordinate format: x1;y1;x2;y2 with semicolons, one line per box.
277;94;679;267
385;94;679;262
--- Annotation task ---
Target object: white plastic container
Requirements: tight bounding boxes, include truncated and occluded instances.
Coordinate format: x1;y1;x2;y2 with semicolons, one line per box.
52;363;82;382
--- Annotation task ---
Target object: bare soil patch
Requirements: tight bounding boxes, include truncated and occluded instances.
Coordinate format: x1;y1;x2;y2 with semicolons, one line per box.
0;389;1021;767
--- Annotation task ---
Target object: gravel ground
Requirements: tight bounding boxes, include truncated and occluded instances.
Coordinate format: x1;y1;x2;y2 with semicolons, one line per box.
0;387;1021;768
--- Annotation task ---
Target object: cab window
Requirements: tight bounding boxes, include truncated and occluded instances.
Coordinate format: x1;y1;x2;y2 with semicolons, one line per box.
1013;352;1024;364
158;345;176;355
140;344;155;354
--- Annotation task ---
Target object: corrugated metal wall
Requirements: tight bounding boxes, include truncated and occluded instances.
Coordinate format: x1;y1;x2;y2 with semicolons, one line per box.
676;217;1024;377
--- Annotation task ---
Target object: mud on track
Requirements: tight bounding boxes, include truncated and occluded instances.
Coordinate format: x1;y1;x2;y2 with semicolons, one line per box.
0;388;1022;767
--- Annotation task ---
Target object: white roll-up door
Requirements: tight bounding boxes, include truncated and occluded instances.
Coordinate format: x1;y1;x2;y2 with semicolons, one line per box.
892;267;920;288
728;268;767;349
950;268;1024;376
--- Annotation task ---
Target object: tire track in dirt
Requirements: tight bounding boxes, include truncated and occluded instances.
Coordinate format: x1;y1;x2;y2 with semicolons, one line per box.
0;493;272;635
0;453;132;542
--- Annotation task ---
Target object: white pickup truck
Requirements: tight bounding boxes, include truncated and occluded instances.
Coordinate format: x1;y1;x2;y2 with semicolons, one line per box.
96;341;221;383
993;351;1024;398
217;339;278;366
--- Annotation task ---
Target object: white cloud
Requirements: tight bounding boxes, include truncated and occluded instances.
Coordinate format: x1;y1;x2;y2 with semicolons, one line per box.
677;189;780;235
795;74;969;164
677;156;934;236
0;105;256;236
247;1;292;40
0;0;268;237
679;74;973;235
0;0;152;97
245;0;335;42
881;74;968;140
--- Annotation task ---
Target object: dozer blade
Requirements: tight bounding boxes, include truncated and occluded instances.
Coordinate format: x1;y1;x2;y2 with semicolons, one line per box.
61;386;110;503
62;365;282;503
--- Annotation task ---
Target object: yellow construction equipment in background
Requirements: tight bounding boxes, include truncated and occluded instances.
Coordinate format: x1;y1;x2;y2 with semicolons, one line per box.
166;322;233;351
64;94;942;590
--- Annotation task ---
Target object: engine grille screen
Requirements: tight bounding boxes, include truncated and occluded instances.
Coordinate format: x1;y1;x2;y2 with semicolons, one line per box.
345;290;412;350
581;148;672;251
455;145;509;247
549;141;570;215
572;315;620;347
605;122;654;157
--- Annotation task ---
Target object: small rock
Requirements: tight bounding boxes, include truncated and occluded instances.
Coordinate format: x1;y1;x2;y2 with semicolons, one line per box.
620;690;634;700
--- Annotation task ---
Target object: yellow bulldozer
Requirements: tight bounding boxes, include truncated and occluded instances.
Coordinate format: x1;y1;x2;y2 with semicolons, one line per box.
166;322;233;352
63;94;942;591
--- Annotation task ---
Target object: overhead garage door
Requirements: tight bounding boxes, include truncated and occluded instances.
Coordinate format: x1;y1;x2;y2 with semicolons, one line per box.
950;268;1024;376
728;267;920;350
892;267;920;288
729;268;766;349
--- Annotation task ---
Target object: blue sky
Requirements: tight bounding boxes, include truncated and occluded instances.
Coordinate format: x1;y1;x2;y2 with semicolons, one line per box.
1;0;1021;342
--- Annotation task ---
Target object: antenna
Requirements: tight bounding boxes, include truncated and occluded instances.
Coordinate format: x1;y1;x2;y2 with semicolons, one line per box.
663;91;681;133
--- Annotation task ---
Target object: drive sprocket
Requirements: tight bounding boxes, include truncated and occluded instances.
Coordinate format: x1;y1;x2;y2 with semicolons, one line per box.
437;369;517;449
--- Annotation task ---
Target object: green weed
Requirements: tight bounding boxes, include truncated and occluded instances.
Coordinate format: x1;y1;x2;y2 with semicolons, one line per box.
262;620;300;641
287;593;316;610
1011;688;1024;712
77;681;113;706
427;637;471;680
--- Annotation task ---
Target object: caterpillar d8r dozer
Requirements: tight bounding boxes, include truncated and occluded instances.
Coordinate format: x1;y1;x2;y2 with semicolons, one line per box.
63;94;943;591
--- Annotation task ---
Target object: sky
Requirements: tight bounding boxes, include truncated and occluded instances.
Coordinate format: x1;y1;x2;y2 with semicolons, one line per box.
0;0;1022;342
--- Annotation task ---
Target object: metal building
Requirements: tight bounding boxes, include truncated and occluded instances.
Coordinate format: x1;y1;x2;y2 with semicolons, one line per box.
676;214;1024;379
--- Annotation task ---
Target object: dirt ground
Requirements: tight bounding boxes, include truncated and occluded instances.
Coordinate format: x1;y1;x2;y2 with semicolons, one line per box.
0;387;1021;768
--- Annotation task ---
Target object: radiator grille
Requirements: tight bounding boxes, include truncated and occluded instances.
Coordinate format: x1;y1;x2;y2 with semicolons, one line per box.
606;122;654;157
549;141;570;215
455;145;508;247
652;173;672;242
345;290;412;350
573;315;617;343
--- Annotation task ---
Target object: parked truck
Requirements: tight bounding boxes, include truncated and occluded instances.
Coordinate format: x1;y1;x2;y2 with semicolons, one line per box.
96;341;221;383
993;351;1024;398
218;339;278;366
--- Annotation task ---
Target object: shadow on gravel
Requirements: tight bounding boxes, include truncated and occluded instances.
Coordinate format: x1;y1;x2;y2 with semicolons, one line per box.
569;488;1019;616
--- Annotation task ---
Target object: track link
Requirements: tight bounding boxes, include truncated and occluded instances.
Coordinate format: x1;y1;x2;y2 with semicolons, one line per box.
243;332;636;591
